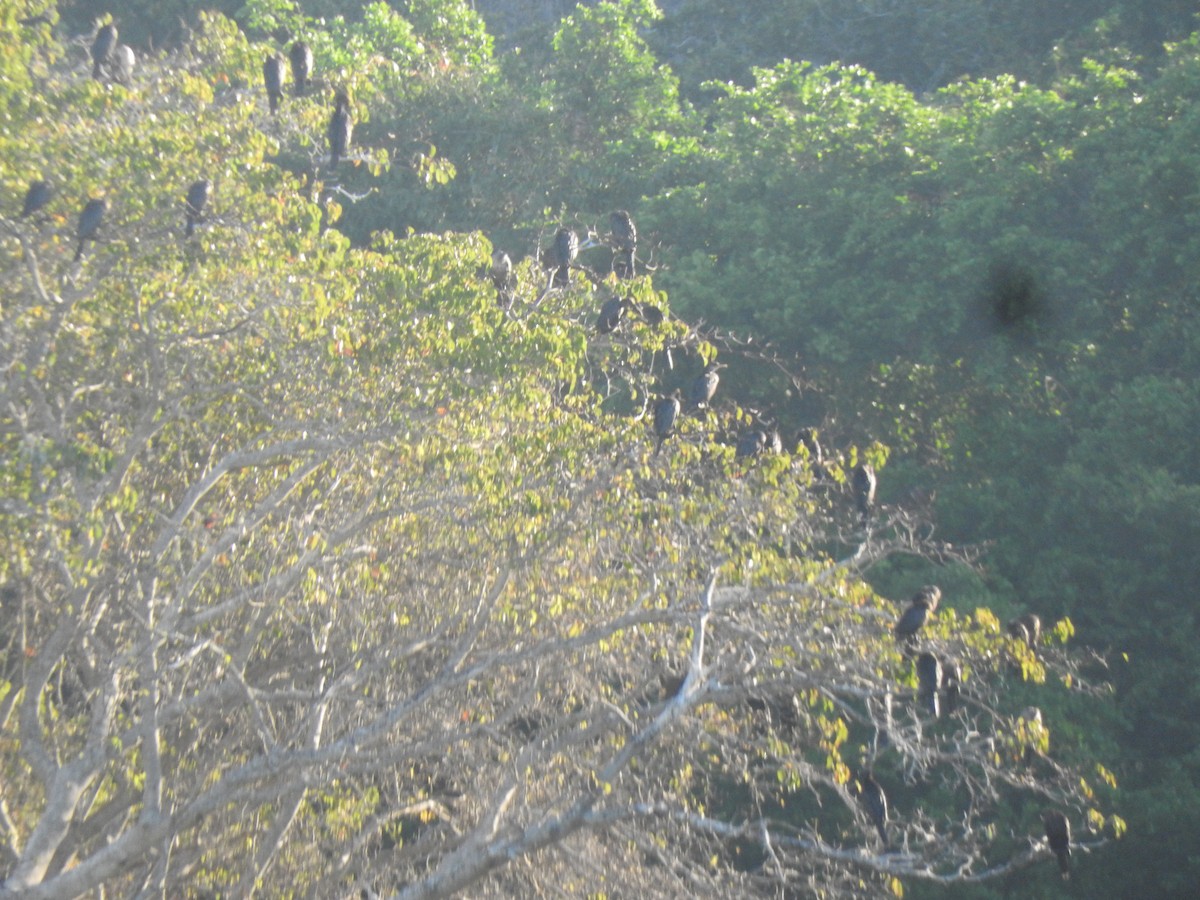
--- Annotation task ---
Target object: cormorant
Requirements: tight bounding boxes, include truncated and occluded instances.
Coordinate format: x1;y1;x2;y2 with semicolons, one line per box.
610;210;636;278
112;44;135;85
911;585;941;613
765;428;783;455
20;180;51;219
596;296;629;334
855;771;888;846
895;587;939;642
1042;810;1071;879
610;210;636;251
1008;613;1042;648
916;652;941;717
553;227;578;287
653;392;681;456
289;40;313;96
942;659;961;714
490;250;514;309
91;23;117;79
74;197;107;261
852;462;876;522
689;361;723;409
328;90;353;170
637;301;664;326
264;53;285;114
736;428;767;460
185;179;211;237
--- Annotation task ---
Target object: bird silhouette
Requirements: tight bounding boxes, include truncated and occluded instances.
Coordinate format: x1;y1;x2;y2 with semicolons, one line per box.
20;180;51;219
596;296;630;334
328;90;353;170
264;54;285;113
185;180;211;237
1042;810;1071;879
111;44;135;86
91;23;117;79
653;392;681;456
916;652;941;717
289;41;312;96
610;210;636;278
553;227;578;287
74;197;107;261
688;361;723;409
852;463;876;522
855;771;889;846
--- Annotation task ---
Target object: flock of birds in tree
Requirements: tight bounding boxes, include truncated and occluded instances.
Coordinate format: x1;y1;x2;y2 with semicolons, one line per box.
11;19;1075;881
16;23;347;265
854;583;1069;876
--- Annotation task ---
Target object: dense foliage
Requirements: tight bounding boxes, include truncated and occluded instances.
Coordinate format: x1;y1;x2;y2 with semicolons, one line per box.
4;0;1199;895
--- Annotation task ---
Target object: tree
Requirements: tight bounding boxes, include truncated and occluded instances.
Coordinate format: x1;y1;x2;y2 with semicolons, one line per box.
0;9;1120;898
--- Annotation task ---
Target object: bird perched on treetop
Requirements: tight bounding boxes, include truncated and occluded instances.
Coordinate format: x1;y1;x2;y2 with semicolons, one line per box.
264;53;285;114
75;197;107;262
553;227;578;288
111;44;135;86
941;658;962;714
736;428;767;460
289;40;313;96
185;179;211;237
610;210;637;279
596;296;630;334
610;210;636;251
1042;810;1071;879
855;771;888;846
91;22;117;79
1008;613;1042;648
916;652;942;717
489;250;514;309
895;585;940;642
689;361;724;409
852;462;876;523
653;391;681;456
328;89;353;170
20;180;51;219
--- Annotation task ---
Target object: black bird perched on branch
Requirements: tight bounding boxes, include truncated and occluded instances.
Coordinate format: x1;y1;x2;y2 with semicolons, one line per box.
610;210;636;278
852;462;876;522
1008;613;1042;648
916;652;941;717
111;44;135;86
185;179;211;237
20;180;51;219
553;227;578;287
736;428;768;460
289;40;312;96
91;23;117;79
653;391;681;456
74;197;107;261
328;89;353;170
596;296;630;334
942;658;961;714
855;771;889;846
1042;810;1071;879
636;301;664;326
895;585;940;642
489;250;514;309
689;361;724;409
264;53;285;114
